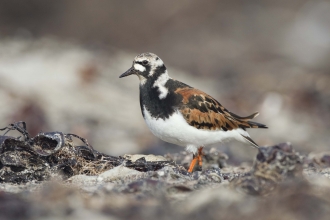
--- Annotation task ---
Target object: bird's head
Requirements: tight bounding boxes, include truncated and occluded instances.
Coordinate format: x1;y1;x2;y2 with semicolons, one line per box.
119;52;167;85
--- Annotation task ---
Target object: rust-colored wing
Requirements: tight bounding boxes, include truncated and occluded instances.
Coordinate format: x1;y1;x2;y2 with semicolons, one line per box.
174;87;267;131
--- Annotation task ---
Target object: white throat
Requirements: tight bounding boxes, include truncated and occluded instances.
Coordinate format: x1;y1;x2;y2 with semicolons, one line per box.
137;75;147;85
153;72;169;99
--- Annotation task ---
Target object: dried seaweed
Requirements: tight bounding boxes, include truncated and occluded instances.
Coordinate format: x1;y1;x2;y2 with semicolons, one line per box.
0;122;172;183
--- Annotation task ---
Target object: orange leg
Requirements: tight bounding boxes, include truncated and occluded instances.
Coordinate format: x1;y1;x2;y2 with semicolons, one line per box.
188;147;204;173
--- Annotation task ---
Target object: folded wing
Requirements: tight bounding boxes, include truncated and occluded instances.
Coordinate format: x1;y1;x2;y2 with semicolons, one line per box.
174;87;268;131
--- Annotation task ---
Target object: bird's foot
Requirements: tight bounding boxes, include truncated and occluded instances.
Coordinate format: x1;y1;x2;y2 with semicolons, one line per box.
188;147;204;172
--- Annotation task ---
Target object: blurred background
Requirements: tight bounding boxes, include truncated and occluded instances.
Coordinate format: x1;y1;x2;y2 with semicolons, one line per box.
0;0;329;164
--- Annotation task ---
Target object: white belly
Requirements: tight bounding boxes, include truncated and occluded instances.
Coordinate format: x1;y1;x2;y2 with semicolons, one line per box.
143;107;248;153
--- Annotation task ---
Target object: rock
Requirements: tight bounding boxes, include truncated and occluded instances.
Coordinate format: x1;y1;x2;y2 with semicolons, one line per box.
123;154;168;162
232;142;303;195
97;165;142;182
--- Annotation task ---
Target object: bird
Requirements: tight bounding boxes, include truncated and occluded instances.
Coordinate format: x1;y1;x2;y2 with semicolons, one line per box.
119;52;267;172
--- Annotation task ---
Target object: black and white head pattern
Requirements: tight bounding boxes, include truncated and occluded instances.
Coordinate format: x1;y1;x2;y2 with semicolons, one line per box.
133;53;169;99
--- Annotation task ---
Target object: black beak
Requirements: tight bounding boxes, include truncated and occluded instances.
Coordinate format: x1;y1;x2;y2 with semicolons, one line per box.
119;67;136;78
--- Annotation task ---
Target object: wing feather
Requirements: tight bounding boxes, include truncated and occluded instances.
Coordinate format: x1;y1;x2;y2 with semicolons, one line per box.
174;87;267;131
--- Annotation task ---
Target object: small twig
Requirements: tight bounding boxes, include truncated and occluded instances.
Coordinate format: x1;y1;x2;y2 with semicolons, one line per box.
0;121;31;141
65;133;94;150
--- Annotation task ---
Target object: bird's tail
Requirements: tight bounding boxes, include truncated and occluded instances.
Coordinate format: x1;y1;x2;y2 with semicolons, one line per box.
231;112;268;129
232;112;267;149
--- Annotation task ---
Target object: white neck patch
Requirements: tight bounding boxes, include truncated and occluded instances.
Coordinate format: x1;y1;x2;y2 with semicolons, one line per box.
148;59;164;76
134;63;146;72
153;72;169;99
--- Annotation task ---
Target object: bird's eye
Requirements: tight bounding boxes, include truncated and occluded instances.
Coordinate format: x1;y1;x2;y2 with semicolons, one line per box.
142;60;148;65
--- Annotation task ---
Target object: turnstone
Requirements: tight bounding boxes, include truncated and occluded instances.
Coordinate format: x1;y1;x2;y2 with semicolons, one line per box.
120;52;267;172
